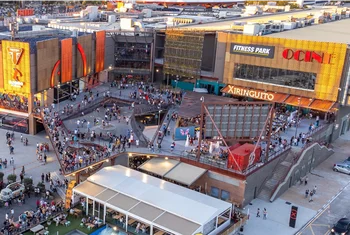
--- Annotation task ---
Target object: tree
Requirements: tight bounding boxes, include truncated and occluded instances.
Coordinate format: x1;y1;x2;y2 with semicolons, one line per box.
37;182;46;192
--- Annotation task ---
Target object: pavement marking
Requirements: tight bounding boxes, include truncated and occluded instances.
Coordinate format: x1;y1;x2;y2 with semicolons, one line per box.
324;230;331;235
309;225;316;235
311;224;330;227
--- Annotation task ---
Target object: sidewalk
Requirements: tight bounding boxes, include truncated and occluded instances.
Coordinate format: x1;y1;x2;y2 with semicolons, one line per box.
241;131;350;235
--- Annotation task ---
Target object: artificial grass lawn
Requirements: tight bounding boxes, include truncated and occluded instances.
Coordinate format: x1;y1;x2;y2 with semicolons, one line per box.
23;215;98;235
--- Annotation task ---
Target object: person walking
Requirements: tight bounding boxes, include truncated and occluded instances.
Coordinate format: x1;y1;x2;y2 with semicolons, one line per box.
256;208;260;217
305;189;309;199
304;176;308;185
263;208;267;220
309;191;314;202
170;142;175;152
313;185;317;195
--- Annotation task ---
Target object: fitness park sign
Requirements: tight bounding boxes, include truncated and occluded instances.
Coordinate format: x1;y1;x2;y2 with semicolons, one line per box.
230;43;275;59
282;48;332;64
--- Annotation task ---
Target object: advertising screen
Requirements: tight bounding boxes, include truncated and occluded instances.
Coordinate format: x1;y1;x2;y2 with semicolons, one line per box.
223;33;347;102
2;41;31;94
36;39;60;92
61;38;73;84
95;31;106;73
77;34;92;78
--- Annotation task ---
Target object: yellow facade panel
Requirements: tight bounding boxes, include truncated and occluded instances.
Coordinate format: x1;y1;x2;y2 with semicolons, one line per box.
223;34;347;102
1;41;31;94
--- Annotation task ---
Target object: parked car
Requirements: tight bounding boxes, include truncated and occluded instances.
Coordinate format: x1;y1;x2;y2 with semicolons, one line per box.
331;218;350;234
0;182;25;202
333;163;350;175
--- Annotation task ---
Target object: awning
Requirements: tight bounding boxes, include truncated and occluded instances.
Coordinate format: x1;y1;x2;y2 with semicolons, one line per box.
138;158;180;177
154;212;201;235
308;99;335;112
284;96;313;108
164;162;207;186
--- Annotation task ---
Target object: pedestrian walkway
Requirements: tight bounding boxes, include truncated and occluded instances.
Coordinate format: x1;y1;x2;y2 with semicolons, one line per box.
241;131;350;235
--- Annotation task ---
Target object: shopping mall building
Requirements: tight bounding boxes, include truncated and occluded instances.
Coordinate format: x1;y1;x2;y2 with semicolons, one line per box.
153;19;350;142
0;30;114;134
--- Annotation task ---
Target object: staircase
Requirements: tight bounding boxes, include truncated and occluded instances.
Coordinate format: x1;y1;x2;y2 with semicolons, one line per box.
258;150;296;201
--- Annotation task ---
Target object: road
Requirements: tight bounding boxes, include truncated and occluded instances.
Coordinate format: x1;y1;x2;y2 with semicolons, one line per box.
300;176;350;235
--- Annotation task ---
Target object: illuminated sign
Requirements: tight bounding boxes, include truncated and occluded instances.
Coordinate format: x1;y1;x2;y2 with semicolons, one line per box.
8;47;23;65
282;49;332;64
224;85;275;101
7;47;24;87
231;43;275;59
289;206;298;228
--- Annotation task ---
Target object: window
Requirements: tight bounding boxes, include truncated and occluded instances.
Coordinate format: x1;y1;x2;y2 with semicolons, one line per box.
210;186;219;198
233;63;316;90
221;190;230;201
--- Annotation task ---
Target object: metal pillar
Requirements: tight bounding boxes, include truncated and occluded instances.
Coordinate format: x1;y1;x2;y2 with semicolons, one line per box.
103;204;106;223
86;197;89;215
196;102;204;160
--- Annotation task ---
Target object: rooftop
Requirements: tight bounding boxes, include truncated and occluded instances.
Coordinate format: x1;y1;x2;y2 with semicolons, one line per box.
267;18;350;44
73;165;231;235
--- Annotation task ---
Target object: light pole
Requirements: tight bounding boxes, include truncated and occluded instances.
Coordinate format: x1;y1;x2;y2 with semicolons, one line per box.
158;110;162;126
294;97;301;138
175;75;179;90
57;82;61;114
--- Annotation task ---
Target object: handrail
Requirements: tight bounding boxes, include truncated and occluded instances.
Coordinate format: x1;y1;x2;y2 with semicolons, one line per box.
150;108;172;145
268;124;330;200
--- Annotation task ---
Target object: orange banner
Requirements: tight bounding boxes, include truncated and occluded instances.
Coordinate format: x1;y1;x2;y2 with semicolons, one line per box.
2;41;31;94
61;38;73;84
95;31;106;73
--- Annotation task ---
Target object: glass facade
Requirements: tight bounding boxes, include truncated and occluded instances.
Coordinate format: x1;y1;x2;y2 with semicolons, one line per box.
234;63;316;90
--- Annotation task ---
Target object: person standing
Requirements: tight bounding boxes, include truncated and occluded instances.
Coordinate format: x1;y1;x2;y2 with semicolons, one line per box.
313;185;317;195
136;139;139;148
256;208;260;217
170;142;175;152
305;189;309;199
305;176;308;185
263;208;267;220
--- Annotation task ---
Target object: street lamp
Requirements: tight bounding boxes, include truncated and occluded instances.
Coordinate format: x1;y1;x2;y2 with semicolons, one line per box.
158;110;162;126
294;97;301;138
175;75;179;90
57;82;61;114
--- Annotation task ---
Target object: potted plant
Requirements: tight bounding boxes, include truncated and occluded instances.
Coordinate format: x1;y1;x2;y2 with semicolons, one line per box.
7;174;17;183
47;217;52;226
37;182;46;192
23;178;33;193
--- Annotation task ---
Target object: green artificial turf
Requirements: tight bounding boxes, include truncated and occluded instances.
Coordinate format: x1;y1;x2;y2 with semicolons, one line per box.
23;215;98;235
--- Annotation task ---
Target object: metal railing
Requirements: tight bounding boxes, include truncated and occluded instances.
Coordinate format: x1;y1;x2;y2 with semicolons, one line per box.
181;145;291;176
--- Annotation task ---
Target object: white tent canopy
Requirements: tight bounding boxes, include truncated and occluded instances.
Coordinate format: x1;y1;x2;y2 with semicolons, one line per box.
138;158;207;186
73;165;231;235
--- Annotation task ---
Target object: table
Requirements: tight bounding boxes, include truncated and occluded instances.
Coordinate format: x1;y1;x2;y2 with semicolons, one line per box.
38;230;47;235
30;224;44;233
112;214;123;220
106;208;114;214
86;223;95;229
154;231;165;235
74;208;82;214
128;219;136;225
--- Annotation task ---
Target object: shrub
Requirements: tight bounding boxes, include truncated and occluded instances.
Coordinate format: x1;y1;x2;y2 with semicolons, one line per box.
37;182;46;192
0;172;4;181
7;174;17;183
23;178;33;191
